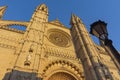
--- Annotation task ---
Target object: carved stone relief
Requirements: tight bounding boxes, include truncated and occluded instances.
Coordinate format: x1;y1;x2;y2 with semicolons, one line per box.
47;29;71;47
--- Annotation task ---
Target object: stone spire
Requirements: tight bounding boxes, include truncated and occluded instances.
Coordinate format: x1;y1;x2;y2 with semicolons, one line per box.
36;4;48;14
0;6;7;19
30;4;48;22
70;14;83;25
70;14;76;25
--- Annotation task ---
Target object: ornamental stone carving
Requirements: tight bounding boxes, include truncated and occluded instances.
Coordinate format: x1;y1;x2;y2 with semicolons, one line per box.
48;29;71;47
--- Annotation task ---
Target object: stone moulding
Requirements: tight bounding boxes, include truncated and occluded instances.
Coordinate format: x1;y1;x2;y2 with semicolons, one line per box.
42;60;84;79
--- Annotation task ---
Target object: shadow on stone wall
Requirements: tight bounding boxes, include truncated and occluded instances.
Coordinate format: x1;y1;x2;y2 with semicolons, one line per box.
2;70;42;80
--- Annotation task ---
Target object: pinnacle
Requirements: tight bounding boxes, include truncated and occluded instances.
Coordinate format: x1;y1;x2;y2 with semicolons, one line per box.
0;6;7;10
70;13;83;25
0;6;7;19
70;13;76;25
36;3;48;13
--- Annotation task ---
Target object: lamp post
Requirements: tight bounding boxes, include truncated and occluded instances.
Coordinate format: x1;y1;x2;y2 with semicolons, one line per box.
90;20;120;65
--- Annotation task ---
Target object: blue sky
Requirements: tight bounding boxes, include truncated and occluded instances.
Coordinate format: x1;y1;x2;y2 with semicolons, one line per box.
0;0;120;51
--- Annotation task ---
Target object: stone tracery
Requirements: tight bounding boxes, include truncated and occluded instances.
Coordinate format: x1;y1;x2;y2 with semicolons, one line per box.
48;29;71;47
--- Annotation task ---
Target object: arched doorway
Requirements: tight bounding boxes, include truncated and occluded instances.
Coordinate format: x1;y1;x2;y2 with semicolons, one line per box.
48;72;77;80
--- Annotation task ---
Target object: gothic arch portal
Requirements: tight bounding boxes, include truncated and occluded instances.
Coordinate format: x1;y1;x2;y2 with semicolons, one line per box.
43;70;80;80
47;72;77;80
41;60;84;80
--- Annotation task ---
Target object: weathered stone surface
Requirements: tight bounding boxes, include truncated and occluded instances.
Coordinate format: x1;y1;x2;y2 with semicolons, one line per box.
0;3;119;80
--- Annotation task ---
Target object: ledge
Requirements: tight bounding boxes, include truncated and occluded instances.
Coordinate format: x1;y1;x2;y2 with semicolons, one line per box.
0;26;25;34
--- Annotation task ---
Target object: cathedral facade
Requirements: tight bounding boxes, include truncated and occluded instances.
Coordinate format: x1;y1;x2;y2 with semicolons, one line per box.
0;4;120;80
